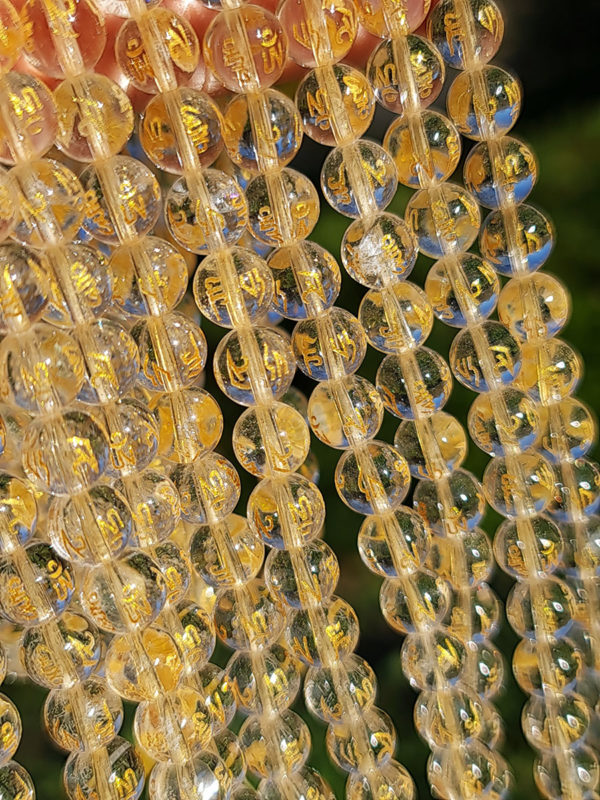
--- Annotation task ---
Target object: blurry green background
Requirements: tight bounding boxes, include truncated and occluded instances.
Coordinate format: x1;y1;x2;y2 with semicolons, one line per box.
5;0;599;797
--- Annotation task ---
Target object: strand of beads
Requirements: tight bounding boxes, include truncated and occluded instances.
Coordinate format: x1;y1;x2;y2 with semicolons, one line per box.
194;4;422;798
424;1;600;796
113;1;337;797
0;639;33;800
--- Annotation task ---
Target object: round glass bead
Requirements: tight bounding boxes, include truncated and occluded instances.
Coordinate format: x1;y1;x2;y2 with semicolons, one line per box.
394;412;467;479
347;759;415;800
195;663;236;731
0;695;20;763
102;399;159;477
513;636;582;696
279;0;357;68
233;402;310;477
384;110;460;187
464;136;536;208
359;282;433;353
54;74;134;162
106;628;182;702
494;516;563;579
305;654;376;724
228;644;300;714
522;691;590;753
153;541;191;605
0;0;23;74
516;338;581;401
81;156;161;245
342;212;416;288
246;167;319;246
214;579;283;649
141;88;223;174
368;35;444;114
148;750;228;800
0;243;49;333
76;319;139;404
534;747;599;800
449;321;521;393
483;452;555;517
507;576;575;639
116;9;199;93
154;387;222;463
292;308;367;381
166;169;247;254
296;65;374;146
428;742;512;800
358;508;429;577
446;66;521;140
193;246;274;327
288;596;359;666
427;0;504;69
308;375;383;448
0;762;34;800
335;441;410;514
133;313;206;392
414;468;485;534
170;454;240;524
415;687;483;748
327;707;395;771
376;347;452;419
425;253;499;327
0;472;37;548
266;539;339;608
44;244;112;327
551;457;600;521
174;603;215;673
268;241;341;319
191;513;263;588
538;398;596;462
498;273;569;341
480;204;554;275
380;570;449;634
321;141;397;218
64;736;144;800
401;629;466;690
44;679;123;752
405;183;480;258
135;687;211;761
0;74;57;164
240;708;310;778
356;0;427;35
222;89;302;172
468;387;539;456
119;469;180;547
0;169;15;241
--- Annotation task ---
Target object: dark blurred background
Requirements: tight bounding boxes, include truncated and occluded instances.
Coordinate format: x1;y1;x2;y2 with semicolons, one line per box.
5;0;600;797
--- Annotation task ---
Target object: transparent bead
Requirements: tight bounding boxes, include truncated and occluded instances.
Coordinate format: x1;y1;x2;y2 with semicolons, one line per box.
480;204;554;275
522;691;590;753
494;515;561;580
190;514;264;589
0;762;34;800
394;412;467;479
203;6;286;92
357;0;427;35
228;643;300;714
305;654;376;724
346;758;415;800
246;168;319;246
10;159;84;247
513;636;582;696
76;319;139;404
48;485;133;564
0;169;16;241
268;241;341;319
293;308;367;381
402;629;466;690
22;0;106;77
141;88;223;174
425;253;499;327
119;469;180;547
82;551;166;633
296;65;374;146
101;399;159;478
110;237;188;317
0;472;37;549
133;313;206;392
21;612;102;688
116;9;199;93
266;540;339;608
414;687;483;748
414;468;485;535
534;746;599;800
550;457;600;522
214;580;283;649
223;89;302;172
376;348;452;419
368;35;444;114
153;541;191;605
384;110;460;187
45;245;112;327
214;327;293;405
358;508;429;577
464;136;536;209
468;387;539;456
44;679;123;752
0;0;23;74
135;687;211;761
166;169;247;254
288;596;358;666
380;570;449;634
428;0;503;67
0;243;49;333
359;282;432;354
432;528;493;586
405;183;480;258
447;66;521;140
507;577;575;639
321;141;397;218
538;398;596;462
450;321;521;393
170;454;240;524
341;212;416;288
106;628;183;702
233;402;310;477
517;339;581;402
0;695;20;764
247;473;325;548
173;603;215;672
81;156;161;245
148;751;229;800
308;375;383;448
22;410;109;495
428;742;512;800
193;246;274;327
483;453;554;517
240;709;310;778
214;728;245;784
196;663;235;731
498;273;569;341
54;74;133;162
154;387;223;463
327;707;395;771
64;736;144;800
0;541;74;625
0;75;57;164
279;0;357;67
335;441;410;515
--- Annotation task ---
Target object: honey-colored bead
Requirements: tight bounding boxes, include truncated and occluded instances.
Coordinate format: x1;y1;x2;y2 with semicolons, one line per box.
0;472;37;548
141;89;223;174
516;339;581;401
54;75;134;162
191;514;263;588
153;387;223;463
278;0;357;68
293;308;367;381
394;412;467;479
133;313;206;392
359;282;432;353
0;243;49;333
0;0;23;75
468;388;539;456
498;273;570;341
106;628;183;702
347;759;415;800
116;9;199;93
480;204;554;275
356;0;428;38
494;516;563;579
401;629;466;690
538;398;595;462
425;253;499;327
522;692;589;753
512;636;582;696
0;695;21;764
405;183;480;258
449;321;521;393
0;74;57;164
44;680;123;752
64;735;144;800
296;65;374;146
0;762;35;800
428;743;511;800
415;687;483;748
551;457;600;521
427;0;504;69
335;442;410;514
321;141;397;218
358;509;429;578
233;402;310;477
246;167;319;246
377;348;452;419
342;212;416;288
447;66;521;141
368;35;444;115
